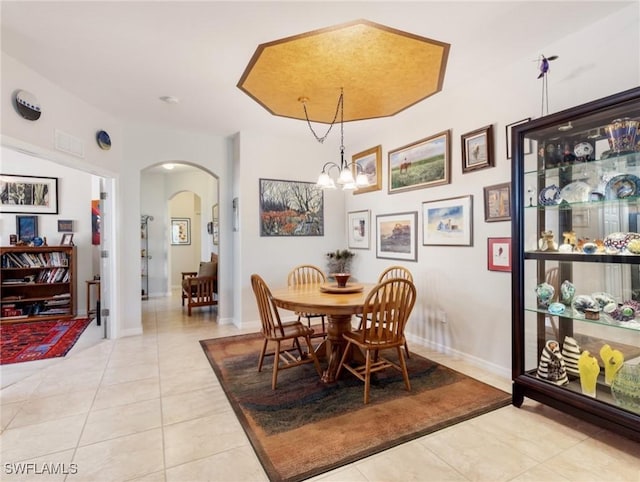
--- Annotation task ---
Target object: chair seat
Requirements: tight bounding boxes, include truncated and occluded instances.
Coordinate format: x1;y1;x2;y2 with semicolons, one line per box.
269;321;315;340
344;329;406;349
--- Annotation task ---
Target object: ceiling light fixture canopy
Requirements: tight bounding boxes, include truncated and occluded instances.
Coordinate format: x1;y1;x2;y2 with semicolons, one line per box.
304;88;368;191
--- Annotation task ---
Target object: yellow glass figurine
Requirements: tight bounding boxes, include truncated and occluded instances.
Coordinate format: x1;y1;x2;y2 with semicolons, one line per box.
600;344;624;385
578;351;600;397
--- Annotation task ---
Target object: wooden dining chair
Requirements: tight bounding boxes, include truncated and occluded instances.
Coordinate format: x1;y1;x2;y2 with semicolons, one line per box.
251;274;322;389
336;277;417;404
357;265;414;357
287;264;328;338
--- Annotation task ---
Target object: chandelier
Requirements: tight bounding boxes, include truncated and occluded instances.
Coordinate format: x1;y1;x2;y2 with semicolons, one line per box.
303;89;369;191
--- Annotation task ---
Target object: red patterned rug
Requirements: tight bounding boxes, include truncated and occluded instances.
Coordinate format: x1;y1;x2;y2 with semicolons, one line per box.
0;318;91;365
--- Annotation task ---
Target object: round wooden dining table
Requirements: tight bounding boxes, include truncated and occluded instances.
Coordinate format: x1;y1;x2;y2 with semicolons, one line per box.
270;282;375;383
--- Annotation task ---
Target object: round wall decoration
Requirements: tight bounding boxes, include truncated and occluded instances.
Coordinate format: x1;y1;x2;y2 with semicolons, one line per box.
96;130;112;150
15;90;42;121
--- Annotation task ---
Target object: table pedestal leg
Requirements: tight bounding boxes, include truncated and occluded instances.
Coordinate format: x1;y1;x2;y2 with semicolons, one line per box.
321;314;352;383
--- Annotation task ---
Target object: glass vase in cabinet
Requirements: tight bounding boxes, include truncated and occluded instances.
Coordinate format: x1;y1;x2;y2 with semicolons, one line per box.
511;86;640;442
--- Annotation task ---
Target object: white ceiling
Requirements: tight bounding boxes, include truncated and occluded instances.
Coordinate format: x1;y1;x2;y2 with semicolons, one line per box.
1;1;631;140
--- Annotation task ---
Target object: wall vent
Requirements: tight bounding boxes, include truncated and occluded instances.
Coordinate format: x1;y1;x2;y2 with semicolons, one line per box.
54;129;85;158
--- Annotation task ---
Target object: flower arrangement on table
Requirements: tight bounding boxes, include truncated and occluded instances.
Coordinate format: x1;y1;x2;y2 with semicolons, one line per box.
326;249;355;275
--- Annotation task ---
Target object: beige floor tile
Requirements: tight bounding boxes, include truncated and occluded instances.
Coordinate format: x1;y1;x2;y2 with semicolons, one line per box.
80;398;161;445
9;388;96;428
159;365;220;396
91;376;160;410
510;464;572;482
165;445;267;482
355;440;468;481
101;362;159;386
69;429;164;481
0;401;21;432
309;465;369;482
161;385;231;425
546;429;640;482
163;412;248;467
0;414;85;462
29;368;104;399
127;470;167;481
420;422;539;481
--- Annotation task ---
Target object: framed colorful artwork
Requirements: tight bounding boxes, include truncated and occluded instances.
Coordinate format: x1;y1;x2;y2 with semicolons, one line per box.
352;145;382;194
171;218;191;245
461;124;494;173
57;219;74;232
422;195;473;246
259;178;324;236
388;130;451;193
347;210;370;249
0;174;58;214
483;182;511;222
488;237;512;272
376;211;418;261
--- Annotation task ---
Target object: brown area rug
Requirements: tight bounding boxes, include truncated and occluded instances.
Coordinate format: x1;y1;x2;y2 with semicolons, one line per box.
200;333;511;482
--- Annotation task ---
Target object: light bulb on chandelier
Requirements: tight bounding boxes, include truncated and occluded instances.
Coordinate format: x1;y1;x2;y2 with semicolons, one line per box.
300;89;369;191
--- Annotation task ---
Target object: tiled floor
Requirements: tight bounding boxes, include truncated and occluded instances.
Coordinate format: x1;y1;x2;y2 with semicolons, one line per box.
1;293;639;481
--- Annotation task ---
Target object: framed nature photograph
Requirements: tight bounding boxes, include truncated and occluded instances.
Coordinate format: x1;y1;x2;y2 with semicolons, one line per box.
259;178;324;236
488;237;512;272
212;203;220;245
16;215;38;243
171;217;191;245
388;130;451;194
422;195;473;246
352;145;382;194
60;233;74;246
461;124;494;173
483;182;511;222
347;210;371;249
376;211;418;261
506;118;532;159
0;174;59;214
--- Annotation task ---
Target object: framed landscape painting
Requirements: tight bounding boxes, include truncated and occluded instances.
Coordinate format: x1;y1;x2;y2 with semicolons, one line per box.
483;182;511;222
376;211;418;261
352;145;382;194
388;130;451;194
0;174;58;214
259;178;324;236
422;195;473;246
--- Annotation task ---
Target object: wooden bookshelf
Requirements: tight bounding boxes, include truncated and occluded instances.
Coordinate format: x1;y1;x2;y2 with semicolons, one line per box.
1;245;77;323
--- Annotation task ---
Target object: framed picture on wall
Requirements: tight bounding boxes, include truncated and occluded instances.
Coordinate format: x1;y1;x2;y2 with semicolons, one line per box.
259;178;324;236
461;125;494;173
171;217;191;245
422;195;473;246
58;219;74;232
483;182;511;222
376;211;418;261
352;145;382;194
347;210;370;249
0;174;59;214
488;237;511;272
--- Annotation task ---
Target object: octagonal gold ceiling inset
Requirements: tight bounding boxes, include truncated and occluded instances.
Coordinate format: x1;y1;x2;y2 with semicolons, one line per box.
237;19;450;123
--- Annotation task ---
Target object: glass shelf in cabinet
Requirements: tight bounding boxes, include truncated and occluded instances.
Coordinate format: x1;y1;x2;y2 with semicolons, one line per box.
524;306;640;332
524;196;640;210
523;151;640;177
524;251;640;264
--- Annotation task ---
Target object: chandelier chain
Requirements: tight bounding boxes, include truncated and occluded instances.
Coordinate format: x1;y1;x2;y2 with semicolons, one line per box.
302;89;344;144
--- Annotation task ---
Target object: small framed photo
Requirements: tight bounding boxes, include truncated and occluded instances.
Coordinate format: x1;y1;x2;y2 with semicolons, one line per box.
483;182;511;222
16;215;38;243
58;219;74;232
376;211;418;261
506;118;532;159
9;234;17;245
60;233;74;246
422;195;473;246
352;145;382;194
347;210;371;249
212;204;220;245
488;237;512;272
388;130;451;193
462;125;494;173
171;218;191;245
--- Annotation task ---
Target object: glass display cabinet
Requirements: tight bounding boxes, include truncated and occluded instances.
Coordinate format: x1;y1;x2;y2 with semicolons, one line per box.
511;87;640;442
